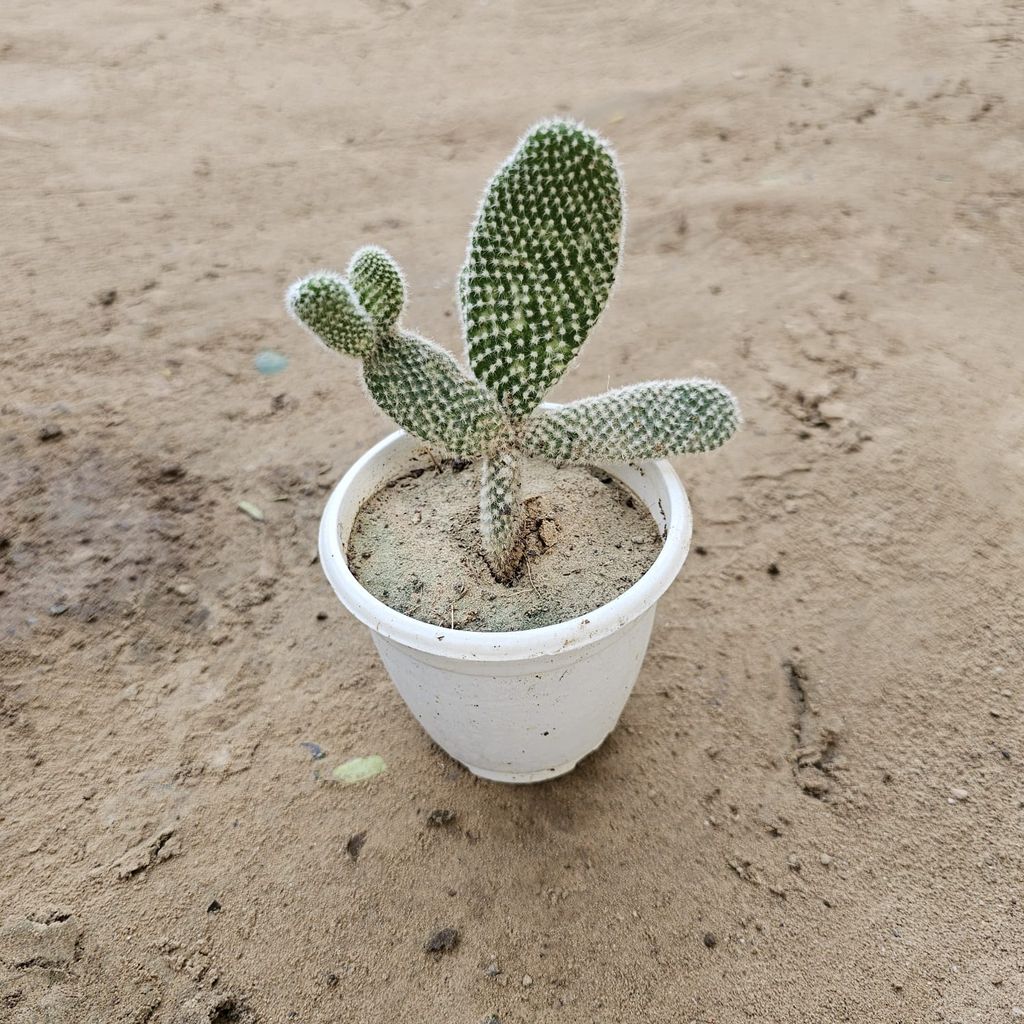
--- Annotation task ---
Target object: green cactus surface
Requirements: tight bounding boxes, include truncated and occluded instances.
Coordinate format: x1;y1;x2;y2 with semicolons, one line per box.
363;332;505;458
521;380;741;463
479;450;523;582
287;272;375;357
460;120;623;419
285;119;741;588
288;251;505;458
348;246;405;330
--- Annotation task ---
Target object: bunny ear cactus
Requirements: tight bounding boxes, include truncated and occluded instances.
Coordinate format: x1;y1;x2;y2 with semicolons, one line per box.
286;118;740;584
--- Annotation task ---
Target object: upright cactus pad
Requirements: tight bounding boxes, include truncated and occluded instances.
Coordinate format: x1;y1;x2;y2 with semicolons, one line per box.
285;119;740;589
460;120;623;418
348;246;405;330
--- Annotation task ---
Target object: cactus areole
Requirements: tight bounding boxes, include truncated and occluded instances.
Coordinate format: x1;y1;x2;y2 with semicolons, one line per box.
286;119;740;585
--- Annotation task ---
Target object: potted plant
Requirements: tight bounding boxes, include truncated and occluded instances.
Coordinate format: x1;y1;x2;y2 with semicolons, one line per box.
286;119;740;783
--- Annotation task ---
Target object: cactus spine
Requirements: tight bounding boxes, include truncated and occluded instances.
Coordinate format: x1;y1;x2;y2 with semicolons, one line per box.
286;119;740;584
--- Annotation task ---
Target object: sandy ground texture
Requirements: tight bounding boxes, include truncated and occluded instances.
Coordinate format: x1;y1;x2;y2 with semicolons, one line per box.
2;1;1023;1021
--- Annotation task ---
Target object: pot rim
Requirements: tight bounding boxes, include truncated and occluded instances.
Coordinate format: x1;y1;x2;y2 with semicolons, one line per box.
319;429;692;661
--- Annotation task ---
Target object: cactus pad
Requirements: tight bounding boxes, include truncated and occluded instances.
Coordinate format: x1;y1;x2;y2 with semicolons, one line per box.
287;272;376;357
460;120;623;418
522;380;741;463
363;332;505;458
348;246;405;330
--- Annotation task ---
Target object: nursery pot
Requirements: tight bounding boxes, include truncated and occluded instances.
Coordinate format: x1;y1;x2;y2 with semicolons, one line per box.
319;428;692;784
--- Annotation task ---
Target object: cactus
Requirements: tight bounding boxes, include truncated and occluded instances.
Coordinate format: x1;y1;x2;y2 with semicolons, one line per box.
286;118;740;583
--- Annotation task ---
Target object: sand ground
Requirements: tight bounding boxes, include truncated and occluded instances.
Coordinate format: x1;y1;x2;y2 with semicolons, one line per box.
2;1;1023;1021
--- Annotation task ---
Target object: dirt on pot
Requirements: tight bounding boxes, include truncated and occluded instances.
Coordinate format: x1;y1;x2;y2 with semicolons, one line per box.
347;457;662;631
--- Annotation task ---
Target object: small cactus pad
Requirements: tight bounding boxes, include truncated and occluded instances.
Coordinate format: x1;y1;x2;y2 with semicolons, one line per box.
348;246;405;330
521;380;741;463
363;331;505;457
460;120;623;419
287;272;376;357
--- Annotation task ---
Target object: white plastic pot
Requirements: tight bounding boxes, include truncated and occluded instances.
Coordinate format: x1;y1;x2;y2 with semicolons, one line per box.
319;430;692;784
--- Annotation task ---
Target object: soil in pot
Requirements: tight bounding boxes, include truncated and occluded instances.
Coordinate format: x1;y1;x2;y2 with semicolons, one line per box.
346;456;663;631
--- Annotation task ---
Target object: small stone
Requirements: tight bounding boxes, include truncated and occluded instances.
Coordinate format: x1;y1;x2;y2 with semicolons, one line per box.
483;961;501;978
521;973;533;987
950;787;970;802
819;853;833;866
38;424;64;442
989;709;1002;718
174;583;195;597
424;927;459;954
538;520;558;547
345;832;367;861
158;463;184;482
767;562;780;576
801;775;831;798
787;854;801;872
482;1017;500;1024
207;899;222;914
237;500;265;522
48;603;69;616
817;399;850;423
702;932;717;949
254;350;289;375
426;809;456;828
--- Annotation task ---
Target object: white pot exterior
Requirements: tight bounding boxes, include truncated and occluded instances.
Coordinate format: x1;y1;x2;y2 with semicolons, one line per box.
319;430;692;784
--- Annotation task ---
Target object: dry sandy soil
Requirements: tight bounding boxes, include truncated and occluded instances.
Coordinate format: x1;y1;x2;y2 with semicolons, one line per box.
2;1;1023;1021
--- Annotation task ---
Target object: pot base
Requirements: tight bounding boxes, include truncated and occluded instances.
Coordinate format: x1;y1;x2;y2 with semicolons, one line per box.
465;758;580;784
